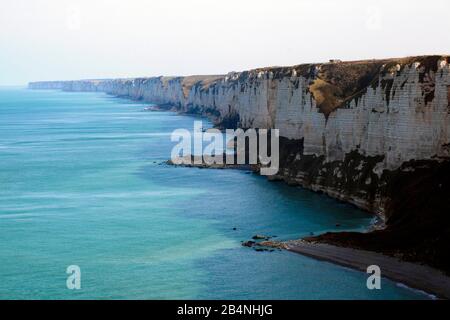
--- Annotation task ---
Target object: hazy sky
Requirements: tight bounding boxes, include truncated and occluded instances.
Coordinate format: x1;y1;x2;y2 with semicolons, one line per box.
1;0;449;85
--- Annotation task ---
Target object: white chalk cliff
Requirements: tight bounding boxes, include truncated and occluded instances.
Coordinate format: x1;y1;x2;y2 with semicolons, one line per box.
29;56;450;218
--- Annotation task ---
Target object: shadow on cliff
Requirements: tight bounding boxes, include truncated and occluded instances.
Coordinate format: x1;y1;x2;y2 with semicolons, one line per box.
307;159;450;274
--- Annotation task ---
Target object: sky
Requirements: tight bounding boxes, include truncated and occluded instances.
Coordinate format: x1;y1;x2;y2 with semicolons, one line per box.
0;0;449;85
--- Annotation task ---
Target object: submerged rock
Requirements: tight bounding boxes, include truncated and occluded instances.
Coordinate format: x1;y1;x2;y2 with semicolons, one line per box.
242;241;256;247
142;106;162;112
252;235;271;240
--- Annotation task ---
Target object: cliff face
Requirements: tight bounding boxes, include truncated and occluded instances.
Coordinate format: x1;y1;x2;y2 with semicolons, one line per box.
29;55;450;271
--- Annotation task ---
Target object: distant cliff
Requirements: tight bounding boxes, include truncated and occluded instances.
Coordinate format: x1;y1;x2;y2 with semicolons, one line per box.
30;55;450;272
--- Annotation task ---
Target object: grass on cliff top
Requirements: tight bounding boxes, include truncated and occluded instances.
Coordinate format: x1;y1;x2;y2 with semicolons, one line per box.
309;79;344;116
308;55;448;117
181;75;224;98
309;60;385;117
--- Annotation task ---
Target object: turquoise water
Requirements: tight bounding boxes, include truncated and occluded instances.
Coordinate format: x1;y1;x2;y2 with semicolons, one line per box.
0;87;426;299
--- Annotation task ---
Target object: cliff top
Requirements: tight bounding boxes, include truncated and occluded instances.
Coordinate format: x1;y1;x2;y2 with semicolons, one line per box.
238;55;449;117
180;75;224;98
171;55;448;117
29;55;449;117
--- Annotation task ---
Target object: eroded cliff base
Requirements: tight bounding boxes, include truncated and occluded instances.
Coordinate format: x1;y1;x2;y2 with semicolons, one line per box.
302;159;450;274
272;137;450;273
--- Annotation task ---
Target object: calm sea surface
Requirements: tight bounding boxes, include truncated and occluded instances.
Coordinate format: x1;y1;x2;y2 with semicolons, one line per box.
0;87;427;299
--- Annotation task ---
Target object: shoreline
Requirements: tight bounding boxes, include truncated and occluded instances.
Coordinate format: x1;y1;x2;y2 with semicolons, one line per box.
283;240;450;299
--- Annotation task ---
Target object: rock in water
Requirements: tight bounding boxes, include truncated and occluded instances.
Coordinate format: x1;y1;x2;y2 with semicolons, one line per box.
242;241;256;247
252;235;270;240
